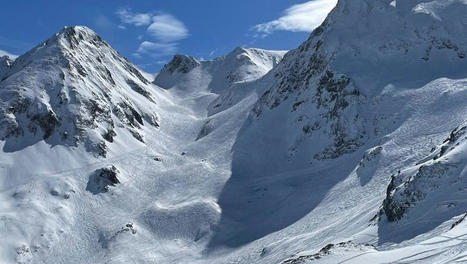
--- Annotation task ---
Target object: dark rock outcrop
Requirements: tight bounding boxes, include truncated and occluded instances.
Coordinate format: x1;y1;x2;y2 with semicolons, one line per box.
86;165;120;194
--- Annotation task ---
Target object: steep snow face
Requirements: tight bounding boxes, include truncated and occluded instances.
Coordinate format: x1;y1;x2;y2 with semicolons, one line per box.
154;47;286;94
0;26;160;155
247;0;467;167
206;0;467;262
259;0;467;104
197;1;467;263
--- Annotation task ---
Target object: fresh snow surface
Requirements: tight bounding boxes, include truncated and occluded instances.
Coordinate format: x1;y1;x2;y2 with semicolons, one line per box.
1;0;467;263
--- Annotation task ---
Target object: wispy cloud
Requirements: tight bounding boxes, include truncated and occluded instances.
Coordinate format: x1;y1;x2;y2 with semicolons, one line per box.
253;0;337;37
116;8;152;26
117;8;189;59
135;41;178;58
209;48;218;57
0;49;18;59
147;14;188;43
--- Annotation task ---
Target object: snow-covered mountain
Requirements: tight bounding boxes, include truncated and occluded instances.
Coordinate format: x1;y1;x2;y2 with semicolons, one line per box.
0;26;160;155
155;47;285;92
154;47;286;115
1;0;467;263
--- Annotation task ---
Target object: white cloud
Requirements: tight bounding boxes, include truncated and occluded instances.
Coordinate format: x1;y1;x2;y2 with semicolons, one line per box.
0;49;18;59
117;8;152;26
135;41;178;58
253;0;337;37
116;9;188;43
147;14;188;43
117;8;188;59
209;48;218;57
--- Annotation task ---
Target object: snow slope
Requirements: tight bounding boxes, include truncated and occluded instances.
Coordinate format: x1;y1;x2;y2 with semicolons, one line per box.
1;0;467;263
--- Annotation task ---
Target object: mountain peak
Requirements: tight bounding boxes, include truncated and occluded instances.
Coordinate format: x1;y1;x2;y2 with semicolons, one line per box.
60;25;94;34
0;26;159;155
230;46;248;55
154;47;286;94
55;25;107;50
162;54;200;74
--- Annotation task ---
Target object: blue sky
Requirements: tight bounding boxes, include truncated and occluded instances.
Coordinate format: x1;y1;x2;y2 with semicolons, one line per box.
0;0;336;72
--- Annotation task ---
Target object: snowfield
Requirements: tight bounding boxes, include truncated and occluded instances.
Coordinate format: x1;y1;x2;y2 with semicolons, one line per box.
1;0;467;263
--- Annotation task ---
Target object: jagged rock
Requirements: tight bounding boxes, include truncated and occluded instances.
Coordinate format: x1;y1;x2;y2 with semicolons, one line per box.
143;113;160;128
164;54;200;74
129;129;144;143
126;79;154;102
382;121;467;222
451;213;467;229
436;124;466;159
102;129;116;143
86;165;120;194
99;166;120;185
196;120;212;140
30;110;60;139
383;162;452;222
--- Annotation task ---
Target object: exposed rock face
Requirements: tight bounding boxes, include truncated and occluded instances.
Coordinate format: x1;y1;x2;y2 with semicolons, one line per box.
196;120;213;141
249;0;467;161
0;56;13;80
86;165;120;194
382;121;467;222
99;165;120;185
251;38;367;161
383;162;453;221
163;54;201;74
0;26;160;153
